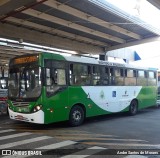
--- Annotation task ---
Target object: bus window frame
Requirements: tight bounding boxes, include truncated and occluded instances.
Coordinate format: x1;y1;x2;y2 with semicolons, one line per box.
44;59;68;97
69;62;92;86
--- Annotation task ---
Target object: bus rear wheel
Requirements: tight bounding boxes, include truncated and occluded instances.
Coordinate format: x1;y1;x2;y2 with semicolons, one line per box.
129;100;138;115
69;105;84;126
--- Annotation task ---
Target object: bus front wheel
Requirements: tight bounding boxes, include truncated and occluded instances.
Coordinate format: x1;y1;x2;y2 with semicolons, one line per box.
129;100;138;115
69;105;84;126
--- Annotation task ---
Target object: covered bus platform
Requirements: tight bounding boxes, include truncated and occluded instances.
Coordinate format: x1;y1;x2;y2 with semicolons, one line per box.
0;0;160;66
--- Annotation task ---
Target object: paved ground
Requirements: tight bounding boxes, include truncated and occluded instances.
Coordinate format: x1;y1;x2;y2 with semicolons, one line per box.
0;106;160;157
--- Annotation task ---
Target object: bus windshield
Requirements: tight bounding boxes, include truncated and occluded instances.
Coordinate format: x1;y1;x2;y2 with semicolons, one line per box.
8;65;41;99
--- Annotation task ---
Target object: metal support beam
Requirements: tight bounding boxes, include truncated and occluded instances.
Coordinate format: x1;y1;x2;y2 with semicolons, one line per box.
0;23;104;54
44;0;141;40
107;36;160;51
23;9;125;43
6;17;109;47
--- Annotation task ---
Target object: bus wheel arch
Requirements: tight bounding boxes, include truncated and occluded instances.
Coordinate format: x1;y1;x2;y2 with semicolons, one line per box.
129;99;138;115
69;104;85;126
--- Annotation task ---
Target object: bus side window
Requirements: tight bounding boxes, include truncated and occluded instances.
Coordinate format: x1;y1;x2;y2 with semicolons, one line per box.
46;68;56;86
56;69;66;85
124;69;136;86
46;68;52;86
137;70;147;86
148;71;157;86
99;66;109;85
46;68;66;86
93;66;100;85
104;67;109;85
69;64;75;85
30;70;36;89
109;67;115;85
70;64;91;86
115;68;124;86
46;66;67;96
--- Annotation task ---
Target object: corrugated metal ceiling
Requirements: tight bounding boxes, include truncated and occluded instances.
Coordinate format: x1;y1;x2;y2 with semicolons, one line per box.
0;0;160;65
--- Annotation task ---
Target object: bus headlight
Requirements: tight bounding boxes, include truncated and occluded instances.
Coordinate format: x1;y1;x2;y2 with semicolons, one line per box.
33;105;42;112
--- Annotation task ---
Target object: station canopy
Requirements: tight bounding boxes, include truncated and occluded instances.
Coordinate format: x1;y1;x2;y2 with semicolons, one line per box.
0;0;160;65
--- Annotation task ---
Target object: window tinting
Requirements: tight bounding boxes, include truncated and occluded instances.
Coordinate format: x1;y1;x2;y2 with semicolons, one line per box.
70;64;91;86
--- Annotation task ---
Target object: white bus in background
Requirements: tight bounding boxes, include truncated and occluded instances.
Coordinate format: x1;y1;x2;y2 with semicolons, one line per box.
0;70;8;115
157;71;160;105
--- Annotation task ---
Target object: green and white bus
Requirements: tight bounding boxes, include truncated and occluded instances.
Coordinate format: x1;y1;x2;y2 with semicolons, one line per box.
7;52;157;126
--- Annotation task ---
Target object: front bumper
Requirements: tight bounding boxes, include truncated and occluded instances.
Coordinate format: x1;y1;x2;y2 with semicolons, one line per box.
8;108;44;124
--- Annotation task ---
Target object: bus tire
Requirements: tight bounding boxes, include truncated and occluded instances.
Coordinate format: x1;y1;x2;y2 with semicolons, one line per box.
69;105;84;126
129;100;138;115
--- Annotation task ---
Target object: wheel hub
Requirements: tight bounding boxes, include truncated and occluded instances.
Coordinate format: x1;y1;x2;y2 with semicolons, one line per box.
73;110;81;122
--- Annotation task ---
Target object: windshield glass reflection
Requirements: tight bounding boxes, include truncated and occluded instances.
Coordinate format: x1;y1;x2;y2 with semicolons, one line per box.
8;66;41;99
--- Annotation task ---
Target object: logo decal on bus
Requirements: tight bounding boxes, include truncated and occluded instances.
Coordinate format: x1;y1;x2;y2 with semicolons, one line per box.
112;91;116;97
100;90;105;99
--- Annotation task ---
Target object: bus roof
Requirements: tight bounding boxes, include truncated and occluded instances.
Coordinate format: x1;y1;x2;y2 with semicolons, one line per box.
50;53;156;71
10;52;157;71
40;52;158;71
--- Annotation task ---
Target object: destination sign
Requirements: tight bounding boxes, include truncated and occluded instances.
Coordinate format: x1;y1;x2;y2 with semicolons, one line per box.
99;60;125;67
14;56;38;64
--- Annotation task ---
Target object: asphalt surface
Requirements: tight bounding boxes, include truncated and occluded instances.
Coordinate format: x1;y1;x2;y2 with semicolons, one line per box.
0;106;160;158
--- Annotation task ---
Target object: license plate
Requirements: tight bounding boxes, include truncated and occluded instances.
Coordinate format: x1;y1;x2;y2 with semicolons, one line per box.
16;115;24;120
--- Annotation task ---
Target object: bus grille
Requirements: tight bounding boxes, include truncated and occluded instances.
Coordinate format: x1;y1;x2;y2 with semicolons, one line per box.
0;90;7;97
12;101;29;107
